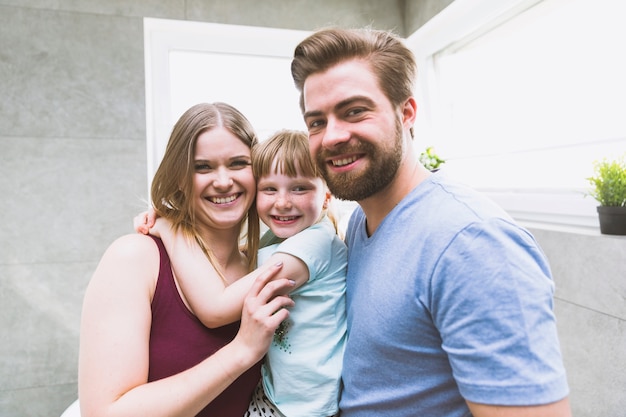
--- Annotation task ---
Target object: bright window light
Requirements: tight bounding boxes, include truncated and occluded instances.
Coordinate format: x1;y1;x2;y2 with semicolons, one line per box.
409;0;626;230
146;3;625;232
169;51;305;142
144;18;309;184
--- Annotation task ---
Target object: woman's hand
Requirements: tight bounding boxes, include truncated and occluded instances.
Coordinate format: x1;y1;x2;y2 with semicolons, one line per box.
133;207;158;235
233;263;295;363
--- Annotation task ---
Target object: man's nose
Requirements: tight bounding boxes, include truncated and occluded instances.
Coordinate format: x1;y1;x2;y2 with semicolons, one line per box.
322;117;350;148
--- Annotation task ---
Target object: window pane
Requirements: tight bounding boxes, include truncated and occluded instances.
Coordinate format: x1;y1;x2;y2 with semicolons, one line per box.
169;51;305;141
433;0;626;192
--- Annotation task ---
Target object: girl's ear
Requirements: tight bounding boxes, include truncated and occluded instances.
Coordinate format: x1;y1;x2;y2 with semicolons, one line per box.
323;190;332;210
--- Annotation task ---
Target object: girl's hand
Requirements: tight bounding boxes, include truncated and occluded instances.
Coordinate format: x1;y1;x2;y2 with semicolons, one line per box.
234;263;295;361
133;207;158;235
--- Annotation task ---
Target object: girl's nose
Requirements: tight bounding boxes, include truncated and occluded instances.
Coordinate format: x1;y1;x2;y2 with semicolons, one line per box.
275;193;292;209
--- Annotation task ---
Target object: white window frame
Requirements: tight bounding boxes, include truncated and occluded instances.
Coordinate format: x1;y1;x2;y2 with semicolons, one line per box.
144;7;621;233
406;0;610;233
143;18;310;192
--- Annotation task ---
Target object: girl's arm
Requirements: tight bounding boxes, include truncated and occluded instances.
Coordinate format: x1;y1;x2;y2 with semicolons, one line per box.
133;208;157;235
155;218;309;328
78;233;294;417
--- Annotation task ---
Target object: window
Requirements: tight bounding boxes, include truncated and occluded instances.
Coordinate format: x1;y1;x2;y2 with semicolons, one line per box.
143;19;364;231
408;0;626;230
145;5;625;231
143;18;310;186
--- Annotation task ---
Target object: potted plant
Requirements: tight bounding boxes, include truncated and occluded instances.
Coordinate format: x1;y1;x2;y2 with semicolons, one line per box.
419;146;446;171
587;154;626;235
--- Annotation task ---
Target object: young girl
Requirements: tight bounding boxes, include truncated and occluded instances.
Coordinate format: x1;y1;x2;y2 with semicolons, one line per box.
141;130;347;417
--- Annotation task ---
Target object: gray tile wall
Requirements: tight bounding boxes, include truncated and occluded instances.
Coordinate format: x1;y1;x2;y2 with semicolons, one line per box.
0;1;404;416
1;3;149;416
530;228;626;416
0;1;623;416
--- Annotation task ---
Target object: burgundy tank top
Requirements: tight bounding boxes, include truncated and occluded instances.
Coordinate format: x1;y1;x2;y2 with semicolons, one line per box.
148;236;261;416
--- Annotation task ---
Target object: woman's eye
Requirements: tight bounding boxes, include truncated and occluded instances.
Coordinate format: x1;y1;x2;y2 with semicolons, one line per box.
194;163;212;172
231;160;251;169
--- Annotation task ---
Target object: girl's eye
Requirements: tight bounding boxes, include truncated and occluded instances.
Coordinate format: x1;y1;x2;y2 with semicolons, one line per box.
293;185;314;193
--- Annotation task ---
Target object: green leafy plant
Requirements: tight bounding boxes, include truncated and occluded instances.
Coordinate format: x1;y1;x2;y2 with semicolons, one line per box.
419;146;446;171
587;154;626;207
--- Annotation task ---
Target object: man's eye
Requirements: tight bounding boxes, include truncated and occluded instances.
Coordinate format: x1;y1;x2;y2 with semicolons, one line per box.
308;119;325;129
347;108;365;117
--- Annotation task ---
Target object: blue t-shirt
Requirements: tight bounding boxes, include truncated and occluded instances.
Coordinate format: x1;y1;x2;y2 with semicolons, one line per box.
259;218;347;417
339;171;569;417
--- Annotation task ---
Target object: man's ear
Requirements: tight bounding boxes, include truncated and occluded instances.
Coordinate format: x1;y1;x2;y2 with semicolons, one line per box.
401;97;418;127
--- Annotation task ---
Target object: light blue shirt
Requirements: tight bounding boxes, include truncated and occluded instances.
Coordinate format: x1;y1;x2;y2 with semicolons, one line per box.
339;171;569;416
259;218;347;417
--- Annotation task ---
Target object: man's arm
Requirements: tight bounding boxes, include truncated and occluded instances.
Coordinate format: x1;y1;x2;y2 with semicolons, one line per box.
467;397;571;417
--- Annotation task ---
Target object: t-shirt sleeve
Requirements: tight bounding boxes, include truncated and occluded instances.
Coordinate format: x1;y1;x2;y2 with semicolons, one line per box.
430;218;569;405
271;224;335;283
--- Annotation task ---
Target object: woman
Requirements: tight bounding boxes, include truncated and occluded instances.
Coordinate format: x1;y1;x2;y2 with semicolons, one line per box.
78;103;295;417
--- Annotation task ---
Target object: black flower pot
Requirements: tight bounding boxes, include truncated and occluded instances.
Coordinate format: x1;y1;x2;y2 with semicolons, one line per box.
597;206;626;235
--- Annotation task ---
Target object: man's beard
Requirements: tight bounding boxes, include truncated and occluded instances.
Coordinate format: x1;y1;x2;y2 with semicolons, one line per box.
317;120;404;201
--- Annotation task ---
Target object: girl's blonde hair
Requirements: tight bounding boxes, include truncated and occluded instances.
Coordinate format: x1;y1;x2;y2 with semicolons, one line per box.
151;102;260;272
252;129;341;236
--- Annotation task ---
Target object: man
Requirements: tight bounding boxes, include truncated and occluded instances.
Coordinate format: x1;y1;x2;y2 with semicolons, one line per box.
291;28;571;417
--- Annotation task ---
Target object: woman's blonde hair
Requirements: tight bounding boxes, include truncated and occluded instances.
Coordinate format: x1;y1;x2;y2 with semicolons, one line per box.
151;102;260;272
252;129;341;236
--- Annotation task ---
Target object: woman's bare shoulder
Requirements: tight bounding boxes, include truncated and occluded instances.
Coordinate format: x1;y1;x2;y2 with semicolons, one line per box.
90;234;161;292
104;233;160;259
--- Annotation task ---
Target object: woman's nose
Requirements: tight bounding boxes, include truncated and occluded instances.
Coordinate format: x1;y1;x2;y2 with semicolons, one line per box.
213;167;233;189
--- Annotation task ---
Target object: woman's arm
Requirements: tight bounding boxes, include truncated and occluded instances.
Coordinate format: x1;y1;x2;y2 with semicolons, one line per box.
155;218;309;328
78;233;294;417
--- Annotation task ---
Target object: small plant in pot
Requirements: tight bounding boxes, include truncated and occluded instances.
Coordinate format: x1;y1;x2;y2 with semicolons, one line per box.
587;154;626;235
419;146;446;171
